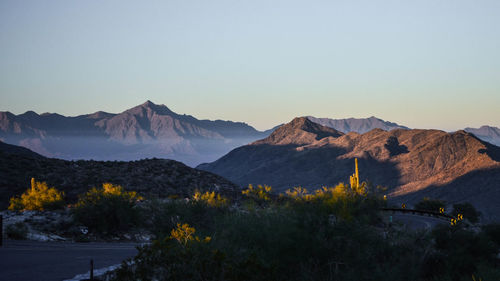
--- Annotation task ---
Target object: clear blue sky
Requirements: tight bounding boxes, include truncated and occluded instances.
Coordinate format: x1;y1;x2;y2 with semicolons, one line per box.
1;0;499;131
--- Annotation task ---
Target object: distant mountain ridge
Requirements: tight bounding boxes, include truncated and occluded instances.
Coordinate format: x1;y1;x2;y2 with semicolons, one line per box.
0;101;268;166
306;116;409;133
199;117;500;222
465;126;500;147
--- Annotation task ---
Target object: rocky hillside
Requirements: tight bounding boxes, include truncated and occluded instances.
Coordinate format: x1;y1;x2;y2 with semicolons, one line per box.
0;101;269;166
0;141;239;209
198;117;500;222
307;116;408;133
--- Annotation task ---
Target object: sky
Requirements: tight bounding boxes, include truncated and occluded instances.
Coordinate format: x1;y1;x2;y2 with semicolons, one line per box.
0;0;499;131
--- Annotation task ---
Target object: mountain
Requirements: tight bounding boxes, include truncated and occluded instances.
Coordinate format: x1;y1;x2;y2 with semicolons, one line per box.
306;116;409;133
198;117;500;222
0;101;269;166
465;126;500;147
0;141;238;209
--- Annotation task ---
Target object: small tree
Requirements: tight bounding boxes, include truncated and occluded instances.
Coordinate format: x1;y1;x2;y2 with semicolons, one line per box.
415;197;446;213
8;178;65;211
452;202;481;224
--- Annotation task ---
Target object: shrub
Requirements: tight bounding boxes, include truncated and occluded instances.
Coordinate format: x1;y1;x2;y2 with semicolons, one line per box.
452;202;481;224
72;183;143;234
8;178;65;211
170;223;211;245
414;197;446;213
285;186;313;201
429;225;499;280
5;222;28;239
242;184;272;203
192;190;228;208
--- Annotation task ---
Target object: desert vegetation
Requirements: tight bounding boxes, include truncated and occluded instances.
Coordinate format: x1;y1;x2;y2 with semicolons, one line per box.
71;183;143;234
8;178;65;211
3;169;499;280
109;181;500;281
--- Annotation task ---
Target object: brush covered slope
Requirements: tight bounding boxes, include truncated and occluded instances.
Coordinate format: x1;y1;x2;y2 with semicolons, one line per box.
198;117;500;221
0;141;238;209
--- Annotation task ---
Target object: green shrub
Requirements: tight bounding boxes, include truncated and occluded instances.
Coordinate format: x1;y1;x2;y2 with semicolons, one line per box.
72;183;143;234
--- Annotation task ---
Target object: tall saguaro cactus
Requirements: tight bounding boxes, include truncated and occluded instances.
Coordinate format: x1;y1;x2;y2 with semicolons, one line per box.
349;158;360;189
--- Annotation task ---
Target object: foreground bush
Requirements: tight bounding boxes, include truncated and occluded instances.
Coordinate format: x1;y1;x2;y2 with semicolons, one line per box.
72;183;143;234
8;178;65;211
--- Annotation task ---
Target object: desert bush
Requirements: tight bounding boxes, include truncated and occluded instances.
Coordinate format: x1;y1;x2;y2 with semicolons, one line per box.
8;178;65;211
5;222;28;239
414;197;446;213
242;184;272;203
192;190;228;208
452;202;481;224
72;183;143;234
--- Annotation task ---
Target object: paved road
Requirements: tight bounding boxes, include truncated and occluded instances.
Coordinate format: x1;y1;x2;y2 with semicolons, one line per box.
389;213;449;230
0;240;140;281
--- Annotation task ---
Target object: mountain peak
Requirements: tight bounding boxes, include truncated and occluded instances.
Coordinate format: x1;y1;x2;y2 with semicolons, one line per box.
124;100;174;116
141;100;155;107
253;117;343;146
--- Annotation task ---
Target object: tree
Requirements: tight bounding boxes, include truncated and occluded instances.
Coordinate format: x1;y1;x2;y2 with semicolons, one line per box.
452;202;481;224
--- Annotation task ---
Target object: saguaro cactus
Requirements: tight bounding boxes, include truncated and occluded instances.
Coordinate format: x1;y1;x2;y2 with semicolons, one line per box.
349;158;360;189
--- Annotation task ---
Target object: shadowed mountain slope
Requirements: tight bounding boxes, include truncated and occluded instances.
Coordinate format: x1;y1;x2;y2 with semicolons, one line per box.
0;101;269;166
198;117;500;221
0;141;238;209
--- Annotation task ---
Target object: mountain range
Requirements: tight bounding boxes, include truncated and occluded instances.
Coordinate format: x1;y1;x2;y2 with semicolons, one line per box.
464;126;500;147
0;101;441;167
0;101;269;166
0;140;238;209
306;116;409;133
198;117;500;222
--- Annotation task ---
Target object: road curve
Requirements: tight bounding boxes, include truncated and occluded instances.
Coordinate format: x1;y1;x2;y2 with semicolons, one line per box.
384;212;449;230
